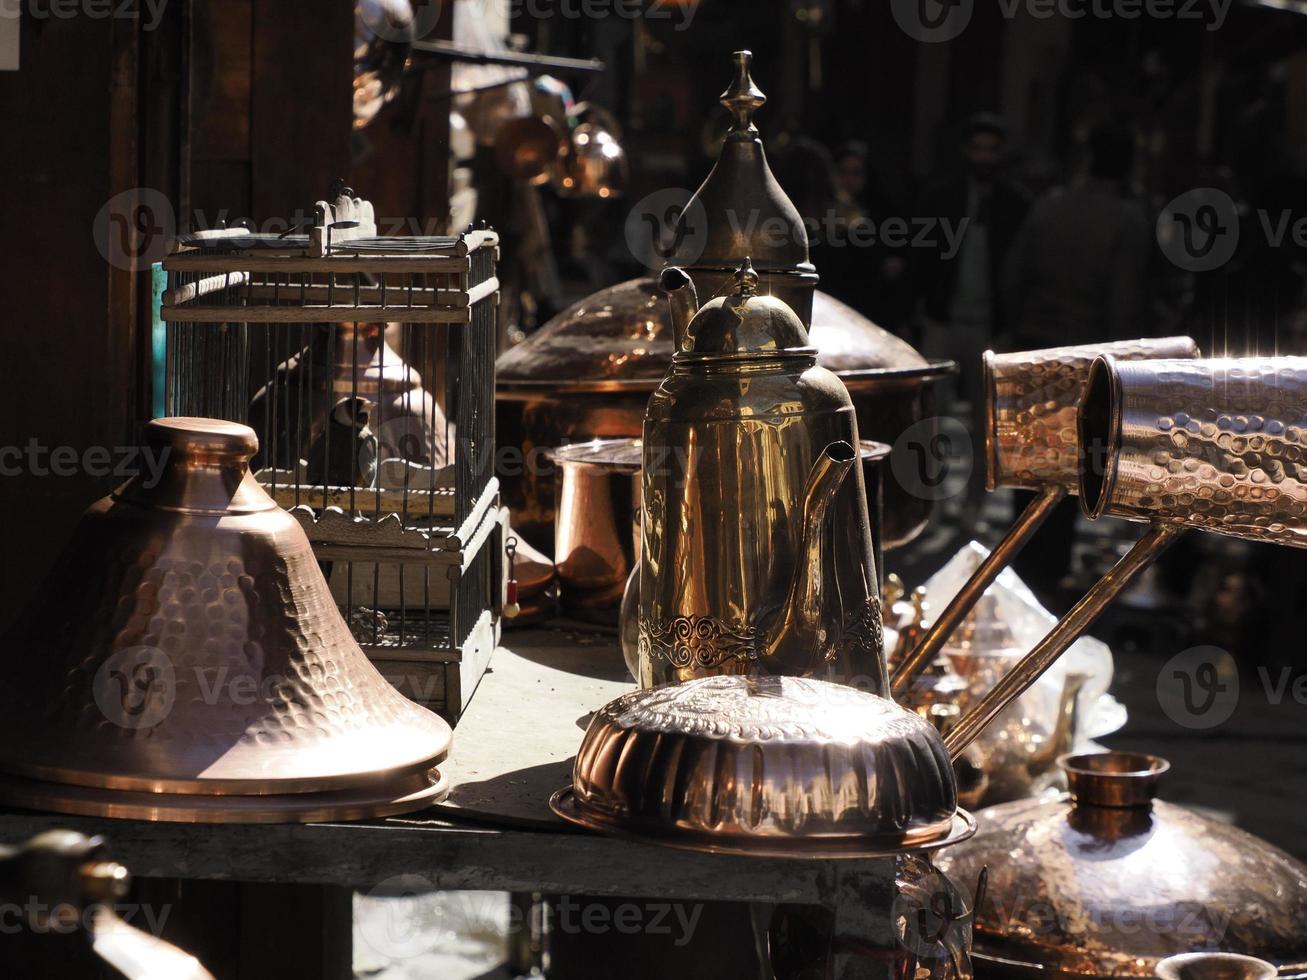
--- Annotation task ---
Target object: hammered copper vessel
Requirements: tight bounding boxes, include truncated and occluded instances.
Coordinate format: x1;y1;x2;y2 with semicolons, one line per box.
550;674;976;857
1080;354;1307;545
892;337;1199;694
0;418;452;822
936;753;1307;979
637;262;884;691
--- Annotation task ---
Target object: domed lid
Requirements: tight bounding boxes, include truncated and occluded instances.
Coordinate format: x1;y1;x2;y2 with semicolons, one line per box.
678;260;811;358
670;51;812;277
551;674;975;857
0;418;452;818
935;752;1307;977
496;278;933;394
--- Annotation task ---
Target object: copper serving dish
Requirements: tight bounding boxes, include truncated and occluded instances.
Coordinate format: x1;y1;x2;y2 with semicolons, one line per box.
497;50;952;555
936;752;1307;979
551;674;976;858
0;418;451;822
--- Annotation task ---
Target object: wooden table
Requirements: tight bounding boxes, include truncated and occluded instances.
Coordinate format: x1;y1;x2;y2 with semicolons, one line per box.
0;630;901;980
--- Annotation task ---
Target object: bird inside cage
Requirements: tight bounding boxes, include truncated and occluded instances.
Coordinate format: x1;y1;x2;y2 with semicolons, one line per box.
307;395;379;492
248;321;451;486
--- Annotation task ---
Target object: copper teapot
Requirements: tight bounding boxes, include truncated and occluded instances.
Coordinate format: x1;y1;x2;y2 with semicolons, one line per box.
634;260;884;692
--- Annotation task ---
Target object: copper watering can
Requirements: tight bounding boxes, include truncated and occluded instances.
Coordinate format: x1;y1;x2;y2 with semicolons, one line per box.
892;336;1199;693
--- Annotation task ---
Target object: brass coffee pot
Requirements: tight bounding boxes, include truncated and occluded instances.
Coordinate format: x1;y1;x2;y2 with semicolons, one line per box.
636;260;884;692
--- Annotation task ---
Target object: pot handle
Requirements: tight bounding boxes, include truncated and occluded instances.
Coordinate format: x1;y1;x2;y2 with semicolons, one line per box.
942;523;1182;758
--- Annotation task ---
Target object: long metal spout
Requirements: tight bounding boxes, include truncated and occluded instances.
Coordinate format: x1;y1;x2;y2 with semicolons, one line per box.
764;441;857;674
659;266;699;352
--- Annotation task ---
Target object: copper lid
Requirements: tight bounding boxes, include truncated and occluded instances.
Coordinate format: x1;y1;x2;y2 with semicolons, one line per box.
496;277;930;395
0;418;452;821
677;261;812;358
551;674;975;857
935;752;1307;977
670;51;812;278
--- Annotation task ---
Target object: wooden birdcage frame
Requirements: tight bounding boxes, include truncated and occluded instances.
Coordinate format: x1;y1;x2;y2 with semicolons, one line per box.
159;191;503;722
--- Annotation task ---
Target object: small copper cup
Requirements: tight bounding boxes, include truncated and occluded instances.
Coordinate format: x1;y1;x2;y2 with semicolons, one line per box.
984;337;1201;492
1079;355;1307;548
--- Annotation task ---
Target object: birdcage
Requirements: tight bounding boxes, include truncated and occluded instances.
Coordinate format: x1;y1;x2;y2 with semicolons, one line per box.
159;188;503;722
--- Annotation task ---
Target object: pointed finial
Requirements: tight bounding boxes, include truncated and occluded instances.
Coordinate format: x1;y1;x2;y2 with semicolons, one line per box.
733;257;759;298
720;51;766;137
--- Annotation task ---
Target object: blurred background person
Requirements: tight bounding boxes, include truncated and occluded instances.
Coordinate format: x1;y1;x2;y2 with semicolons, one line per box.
915;113;1031;533
1003;122;1150;601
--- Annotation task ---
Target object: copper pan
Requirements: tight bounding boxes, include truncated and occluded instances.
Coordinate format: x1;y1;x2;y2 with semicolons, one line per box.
0;418;452;822
892;336;1199;694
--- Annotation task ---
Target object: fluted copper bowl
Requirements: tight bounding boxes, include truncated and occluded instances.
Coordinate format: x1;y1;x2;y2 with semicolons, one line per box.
551;675;974;857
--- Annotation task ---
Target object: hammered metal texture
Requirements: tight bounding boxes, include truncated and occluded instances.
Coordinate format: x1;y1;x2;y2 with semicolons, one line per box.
0;418;452;799
1082;356;1307;548
985;337;1199;491
570;675;957;846
936;763;1307;977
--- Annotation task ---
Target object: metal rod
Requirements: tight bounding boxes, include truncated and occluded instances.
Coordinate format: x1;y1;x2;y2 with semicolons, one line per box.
942;523;1183;758
411;40;604;74
891;485;1065;695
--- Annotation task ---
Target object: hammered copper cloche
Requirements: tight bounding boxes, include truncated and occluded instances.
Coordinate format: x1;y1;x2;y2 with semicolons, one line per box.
935;752;1307;978
0;418;452;822
551;674;976;857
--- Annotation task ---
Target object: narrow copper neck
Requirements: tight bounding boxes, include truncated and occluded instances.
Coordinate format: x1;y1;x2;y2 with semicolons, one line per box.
114;417;274;516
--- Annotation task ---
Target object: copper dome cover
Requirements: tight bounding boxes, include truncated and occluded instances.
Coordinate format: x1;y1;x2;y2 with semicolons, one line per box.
935;753;1307;978
0;418;451;822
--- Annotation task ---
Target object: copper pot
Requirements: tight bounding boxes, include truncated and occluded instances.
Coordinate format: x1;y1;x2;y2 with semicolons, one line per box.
497;279;950;555
498;52;951;557
936;752;1307;978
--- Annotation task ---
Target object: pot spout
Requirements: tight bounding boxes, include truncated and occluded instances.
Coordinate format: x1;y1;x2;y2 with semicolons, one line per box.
659;266;699;352
763;441;856;674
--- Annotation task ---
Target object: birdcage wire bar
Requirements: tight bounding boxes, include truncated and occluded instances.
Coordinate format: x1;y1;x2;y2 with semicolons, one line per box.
159;222;501;678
